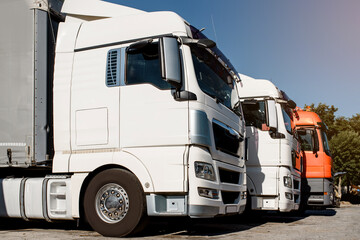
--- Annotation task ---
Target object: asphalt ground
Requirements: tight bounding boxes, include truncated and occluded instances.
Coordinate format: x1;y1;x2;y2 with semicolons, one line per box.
0;203;358;239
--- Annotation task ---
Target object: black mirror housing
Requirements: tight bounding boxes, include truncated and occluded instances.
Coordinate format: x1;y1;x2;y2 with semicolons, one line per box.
287;100;297;109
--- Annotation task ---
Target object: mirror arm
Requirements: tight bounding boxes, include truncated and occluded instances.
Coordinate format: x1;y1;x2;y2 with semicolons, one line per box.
180;37;216;48
180;36;199;45
173;90;197;101
270;131;285;139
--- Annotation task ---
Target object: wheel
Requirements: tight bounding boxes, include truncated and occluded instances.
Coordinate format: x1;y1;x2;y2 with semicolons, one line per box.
84;169;147;237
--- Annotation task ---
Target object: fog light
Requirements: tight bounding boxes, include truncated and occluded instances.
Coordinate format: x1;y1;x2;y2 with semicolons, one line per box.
283;176;292;188
195;162;216;181
285;192;293;200
241;191;247;199
198;187;219;199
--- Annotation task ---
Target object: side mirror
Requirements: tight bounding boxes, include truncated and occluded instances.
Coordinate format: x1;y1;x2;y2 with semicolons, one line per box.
267;100;277;131
159;37;182;89
334;172;346;177
312;130;319;154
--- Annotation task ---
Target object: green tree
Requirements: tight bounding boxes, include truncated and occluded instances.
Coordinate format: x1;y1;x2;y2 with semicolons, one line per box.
349;114;360;135
329;130;360;186
334;116;352;134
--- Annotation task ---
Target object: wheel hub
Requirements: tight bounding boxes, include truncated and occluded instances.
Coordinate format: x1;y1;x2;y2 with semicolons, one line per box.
95;184;129;223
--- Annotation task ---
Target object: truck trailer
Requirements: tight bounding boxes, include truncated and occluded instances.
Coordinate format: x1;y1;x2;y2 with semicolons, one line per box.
0;0;247;237
294;108;334;208
237;74;301;212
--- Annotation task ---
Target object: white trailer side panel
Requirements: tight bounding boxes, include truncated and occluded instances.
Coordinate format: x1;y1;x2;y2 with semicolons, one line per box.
0;0;63;167
0;0;35;166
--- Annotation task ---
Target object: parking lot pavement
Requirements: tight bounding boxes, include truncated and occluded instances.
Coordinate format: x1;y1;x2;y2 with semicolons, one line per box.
0;204;359;239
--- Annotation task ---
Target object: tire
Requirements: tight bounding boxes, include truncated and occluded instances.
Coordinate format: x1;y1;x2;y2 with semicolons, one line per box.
242;191;255;218
83;169;147;237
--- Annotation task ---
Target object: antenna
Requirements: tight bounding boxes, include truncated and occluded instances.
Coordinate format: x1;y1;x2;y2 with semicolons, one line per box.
211;15;218;43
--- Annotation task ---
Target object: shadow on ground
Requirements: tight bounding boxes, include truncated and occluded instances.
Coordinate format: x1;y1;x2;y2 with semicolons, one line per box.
138;208;338;237
0;208;338;238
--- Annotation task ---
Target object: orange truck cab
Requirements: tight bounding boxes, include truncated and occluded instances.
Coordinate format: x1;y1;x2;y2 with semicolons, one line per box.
294;108;334;208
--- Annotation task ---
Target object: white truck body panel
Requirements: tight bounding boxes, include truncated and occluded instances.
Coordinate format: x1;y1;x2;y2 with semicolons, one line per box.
62;0;144;20
0;178;22;218
74;12;187;50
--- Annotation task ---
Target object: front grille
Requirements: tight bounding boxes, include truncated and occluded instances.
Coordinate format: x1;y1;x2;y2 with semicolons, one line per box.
212;120;243;157
219;168;240;184
293;179;300;190
311;192;325;196
221;191;240;204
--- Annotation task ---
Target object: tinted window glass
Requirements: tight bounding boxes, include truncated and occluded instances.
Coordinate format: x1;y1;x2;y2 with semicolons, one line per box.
282;107;293;134
299;130;314;151
191;46;235;109
126;42;171;90
242;101;267;129
320;130;331;156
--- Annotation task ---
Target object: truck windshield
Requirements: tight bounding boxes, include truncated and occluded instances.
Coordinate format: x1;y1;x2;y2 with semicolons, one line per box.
241;101;266;129
191;46;236;111
320;130;331;156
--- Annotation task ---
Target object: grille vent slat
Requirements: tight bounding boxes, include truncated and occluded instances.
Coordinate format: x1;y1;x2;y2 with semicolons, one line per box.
106;49;120;87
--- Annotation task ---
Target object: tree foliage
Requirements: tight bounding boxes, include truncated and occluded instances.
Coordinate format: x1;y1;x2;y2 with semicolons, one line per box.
349;114;360;134
329;131;360;185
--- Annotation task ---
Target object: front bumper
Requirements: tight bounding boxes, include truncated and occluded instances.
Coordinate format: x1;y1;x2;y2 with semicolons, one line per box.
146;146;247;217
188;146;246;217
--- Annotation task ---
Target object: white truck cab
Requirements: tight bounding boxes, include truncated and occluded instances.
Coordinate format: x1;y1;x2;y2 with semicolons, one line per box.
237;74;301;212
0;0;246;237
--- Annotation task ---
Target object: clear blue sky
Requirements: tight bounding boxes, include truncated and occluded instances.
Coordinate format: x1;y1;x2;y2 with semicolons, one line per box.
107;0;360;117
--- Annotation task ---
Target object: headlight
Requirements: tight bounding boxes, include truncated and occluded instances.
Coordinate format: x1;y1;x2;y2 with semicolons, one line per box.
195;162;216;181
283;176;292;188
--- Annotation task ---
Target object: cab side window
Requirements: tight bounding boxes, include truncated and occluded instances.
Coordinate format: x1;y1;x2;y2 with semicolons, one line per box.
299;130;314;151
281;106;293;134
126;42;171;90
242;101;267;129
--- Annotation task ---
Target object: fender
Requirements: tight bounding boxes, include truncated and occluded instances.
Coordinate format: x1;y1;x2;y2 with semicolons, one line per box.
246;174;257;196
70;150;154;218
112;150;154;193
